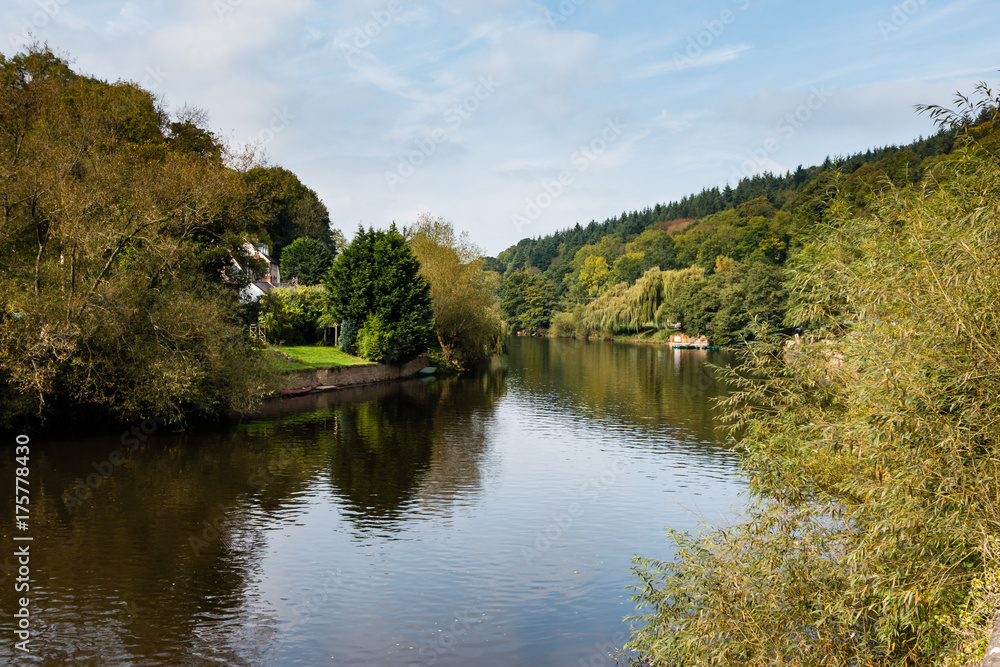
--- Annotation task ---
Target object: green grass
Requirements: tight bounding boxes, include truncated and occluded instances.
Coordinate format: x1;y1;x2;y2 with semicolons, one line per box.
272;345;373;371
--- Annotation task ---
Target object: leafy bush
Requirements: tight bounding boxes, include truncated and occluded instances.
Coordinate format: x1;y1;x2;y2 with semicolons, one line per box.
258;285;331;345
355;313;391;363
549;311;577;338
338;316;358;352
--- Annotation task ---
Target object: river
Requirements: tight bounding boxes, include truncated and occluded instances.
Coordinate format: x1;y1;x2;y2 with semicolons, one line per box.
0;337;745;666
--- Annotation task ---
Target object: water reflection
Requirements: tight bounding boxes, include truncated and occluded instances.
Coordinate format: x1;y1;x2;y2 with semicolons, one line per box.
508;336;734;451
0;339;742;665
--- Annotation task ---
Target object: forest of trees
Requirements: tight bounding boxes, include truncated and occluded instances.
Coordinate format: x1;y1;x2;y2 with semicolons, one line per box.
493;126;959;346
0;48;279;429
626;84;1000;666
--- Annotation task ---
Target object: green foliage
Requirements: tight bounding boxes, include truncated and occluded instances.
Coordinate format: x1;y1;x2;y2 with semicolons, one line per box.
607;252;646;288
244;166;336;259
579;254;611;296
668;260;788;347
325;225;435;363
500;272;557;332
279;237;334;285
628;97;1000;666
258;285;331;345
339;316;359;353
628;228;676;271
548;307;598;340
406;215;504;367
579;266;705;334
492;130;958;347
548;311;577;338
0;46;279;428
167;106;222;159
355;313;392;363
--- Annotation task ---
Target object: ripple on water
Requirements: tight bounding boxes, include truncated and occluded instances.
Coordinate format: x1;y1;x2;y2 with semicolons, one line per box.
0;339;744;666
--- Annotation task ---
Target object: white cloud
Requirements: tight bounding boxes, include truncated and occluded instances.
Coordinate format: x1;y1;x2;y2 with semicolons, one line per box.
628;44;752;80
3;0;998;254
105;2;151;36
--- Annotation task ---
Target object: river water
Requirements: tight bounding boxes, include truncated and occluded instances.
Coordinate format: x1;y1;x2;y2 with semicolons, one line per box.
0;337;744;666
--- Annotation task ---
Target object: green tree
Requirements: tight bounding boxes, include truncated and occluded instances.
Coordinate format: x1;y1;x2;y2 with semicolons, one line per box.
279;237;334;285
628;90;1000;666
0;46;276;429
629;228;676;271
406;215;503;367
606;251;646;287
325;225;434;363
579;255;610;296
245;166;334;259
499;272;557;332
258;285;331;344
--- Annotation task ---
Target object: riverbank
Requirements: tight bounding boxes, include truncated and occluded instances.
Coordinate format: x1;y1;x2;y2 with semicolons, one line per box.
533;329;720;350
272;345;374;372
280;354;431;394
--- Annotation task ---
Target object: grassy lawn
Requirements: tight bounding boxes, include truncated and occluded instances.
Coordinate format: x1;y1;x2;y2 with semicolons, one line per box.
272;345;373;371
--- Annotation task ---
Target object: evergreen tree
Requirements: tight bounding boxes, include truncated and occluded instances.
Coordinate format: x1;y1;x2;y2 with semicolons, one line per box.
499;272;557;332
325;225;434;363
279;237;334;285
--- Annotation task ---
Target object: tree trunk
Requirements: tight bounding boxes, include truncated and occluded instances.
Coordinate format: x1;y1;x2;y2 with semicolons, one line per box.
985;609;1000;667
437;333;456;367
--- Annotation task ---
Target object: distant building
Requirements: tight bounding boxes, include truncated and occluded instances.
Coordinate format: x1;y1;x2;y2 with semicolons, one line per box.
228;242;292;302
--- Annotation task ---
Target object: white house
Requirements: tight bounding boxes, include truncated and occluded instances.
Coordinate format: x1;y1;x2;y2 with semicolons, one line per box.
228;242;283;302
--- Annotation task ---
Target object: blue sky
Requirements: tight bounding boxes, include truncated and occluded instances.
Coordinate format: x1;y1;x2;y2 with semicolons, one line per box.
4;0;999;254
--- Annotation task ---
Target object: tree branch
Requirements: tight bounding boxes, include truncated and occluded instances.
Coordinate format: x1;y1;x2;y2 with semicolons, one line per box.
74;216;170;320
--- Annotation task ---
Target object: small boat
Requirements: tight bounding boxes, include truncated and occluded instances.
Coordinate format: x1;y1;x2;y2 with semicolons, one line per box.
418;367;437;376
281;385;313;397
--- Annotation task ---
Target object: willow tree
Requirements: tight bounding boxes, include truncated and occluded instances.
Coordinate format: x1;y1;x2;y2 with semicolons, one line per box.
0;47;277;429
579;266;705;334
586;267;665;332
627;85;1000;666
406;214;503;367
